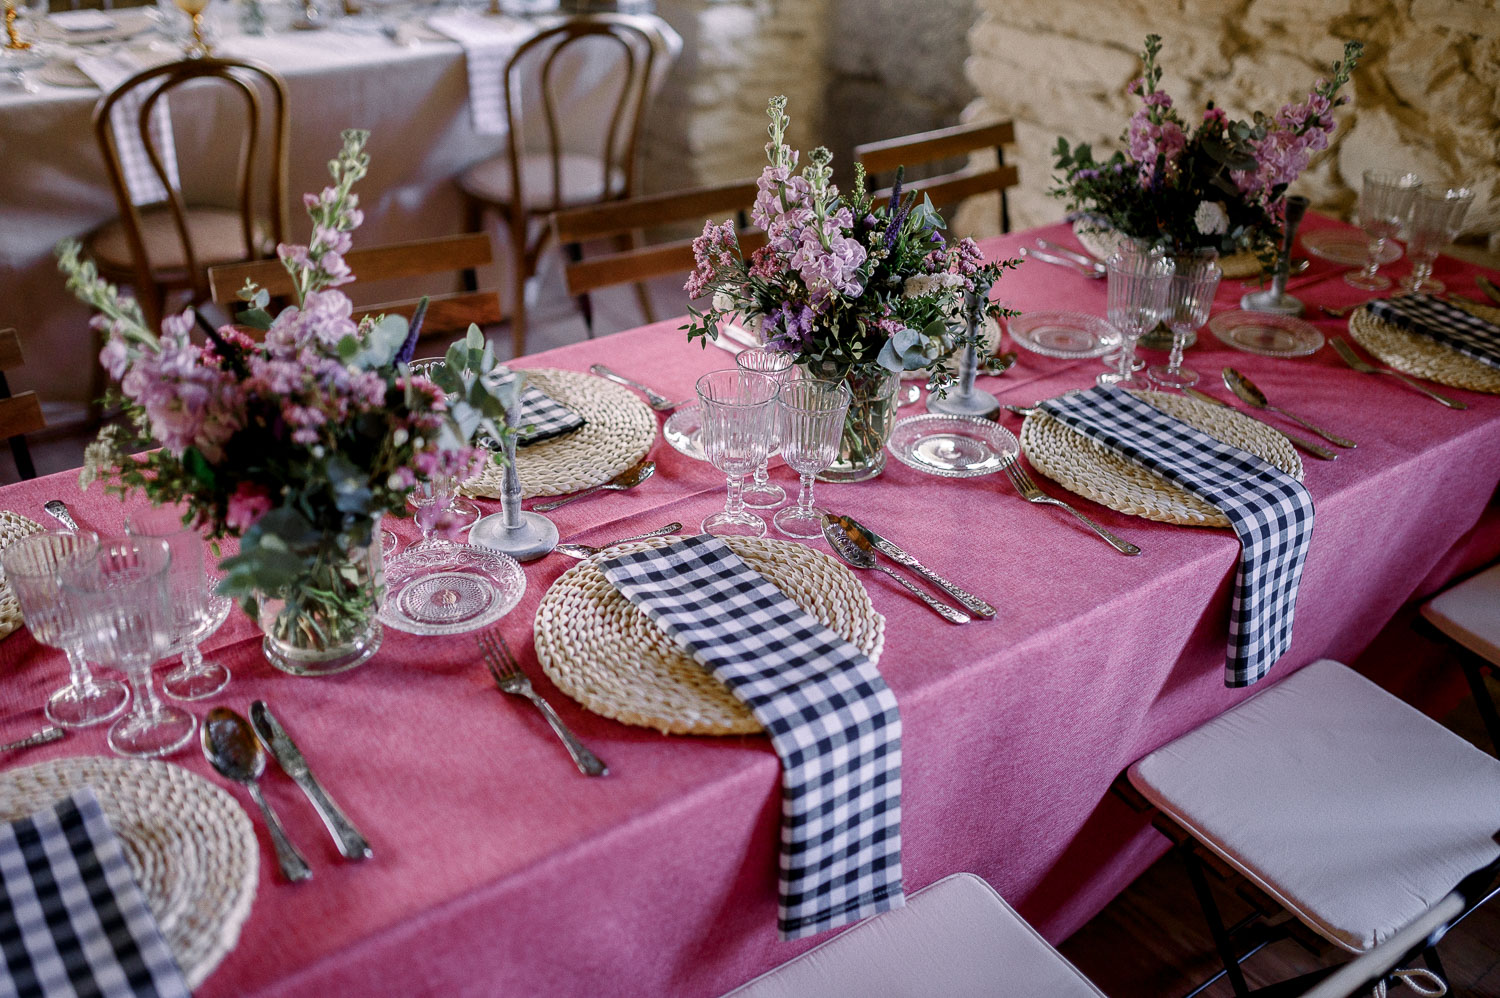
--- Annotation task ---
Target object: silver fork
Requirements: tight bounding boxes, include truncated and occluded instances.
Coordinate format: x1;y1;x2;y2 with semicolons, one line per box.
477;630;608;777
1330;338;1467;409
588;364;682;412
1003;459;1141;556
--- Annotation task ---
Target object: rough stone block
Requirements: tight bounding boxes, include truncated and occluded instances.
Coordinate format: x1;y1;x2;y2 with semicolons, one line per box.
1410;0;1497;36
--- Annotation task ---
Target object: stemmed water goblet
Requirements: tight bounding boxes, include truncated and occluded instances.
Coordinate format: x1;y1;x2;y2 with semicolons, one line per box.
773;379;852;539
696;369;779;538
1099;248;1173;390
62;536;196;758
1346;171;1422;291
1149;254;1222;389
735;347;796;509
1401;187;1474;295
126;507;231;701
405;358;483;532
1;531;130;728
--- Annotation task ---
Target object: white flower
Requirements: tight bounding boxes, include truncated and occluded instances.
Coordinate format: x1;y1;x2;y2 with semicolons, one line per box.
712;290;738;313
1194;201;1229;236
903;272;965;298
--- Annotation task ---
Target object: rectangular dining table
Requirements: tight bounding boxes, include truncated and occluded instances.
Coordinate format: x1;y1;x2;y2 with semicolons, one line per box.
1;216;1498;997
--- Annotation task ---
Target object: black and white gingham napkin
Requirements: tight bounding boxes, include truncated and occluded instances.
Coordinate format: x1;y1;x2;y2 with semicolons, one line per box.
74;55;180;208
0;789;189;998
1039;387;1315;687
599;536;904;939
485;369;586;447
425;15;534;136
1367;293;1500;370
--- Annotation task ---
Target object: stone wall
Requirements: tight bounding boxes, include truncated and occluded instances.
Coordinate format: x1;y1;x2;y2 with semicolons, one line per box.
961;0;1500;252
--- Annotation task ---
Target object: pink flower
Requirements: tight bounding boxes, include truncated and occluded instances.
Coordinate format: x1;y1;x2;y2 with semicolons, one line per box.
225;483;273;531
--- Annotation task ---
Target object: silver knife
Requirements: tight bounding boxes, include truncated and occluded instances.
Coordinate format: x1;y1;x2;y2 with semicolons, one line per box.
1182;387;1338;461
837;514;997;619
250;701;373;861
1477;275;1500;306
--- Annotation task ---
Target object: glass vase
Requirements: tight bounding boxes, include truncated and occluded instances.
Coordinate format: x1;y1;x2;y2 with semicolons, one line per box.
258;518;384;677
803;363;899;483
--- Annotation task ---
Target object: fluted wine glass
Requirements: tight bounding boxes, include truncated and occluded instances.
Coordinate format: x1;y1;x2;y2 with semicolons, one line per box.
773;379;852;539
1401;187;1474;294
2;531;130;728
126;507;230;701
63;536;196;759
1100;248;1173;390
696;369;779;538
1346;171;1421;290
735;347;796;508
1149;254;1222;389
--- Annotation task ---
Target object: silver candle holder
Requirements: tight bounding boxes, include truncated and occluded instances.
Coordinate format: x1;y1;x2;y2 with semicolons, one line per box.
469;386;557;562
926;290;999;421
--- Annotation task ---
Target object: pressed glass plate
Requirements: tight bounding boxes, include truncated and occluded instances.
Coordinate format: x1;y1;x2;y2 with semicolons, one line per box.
1007;310;1121;359
1302;229;1401;268
663;402;705;461
887;414;1019;478
379;543;525;636
1209;310;1325;358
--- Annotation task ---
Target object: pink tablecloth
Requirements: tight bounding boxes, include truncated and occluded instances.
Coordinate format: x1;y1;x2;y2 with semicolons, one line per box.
2;218;1499;997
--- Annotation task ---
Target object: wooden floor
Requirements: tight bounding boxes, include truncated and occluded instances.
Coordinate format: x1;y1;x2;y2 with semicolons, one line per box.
1060;675;1500;997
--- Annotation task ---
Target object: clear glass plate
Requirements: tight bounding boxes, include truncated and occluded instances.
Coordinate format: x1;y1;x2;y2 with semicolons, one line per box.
886;414;1019;478
1208;310;1325;358
663;402;705;461
378;542;526;636
1302;229;1401;267
1007;310;1121;359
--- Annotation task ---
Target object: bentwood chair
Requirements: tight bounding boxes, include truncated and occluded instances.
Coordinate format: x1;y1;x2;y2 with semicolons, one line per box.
1123;659;1500;997
718;873;1106;997
207;233;502;341
854;120;1020;236
0;329;43;481
1417;563;1500;756
458;14;673;356
550;179;764;336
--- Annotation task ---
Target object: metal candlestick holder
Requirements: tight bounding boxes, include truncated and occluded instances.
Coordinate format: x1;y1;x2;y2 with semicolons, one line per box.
4;0;30;49
469;394;557;562
926;290;999;421
1241;195;1309;317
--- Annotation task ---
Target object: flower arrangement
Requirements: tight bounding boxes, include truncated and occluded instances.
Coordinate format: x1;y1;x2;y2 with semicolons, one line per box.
1052;35;1363;260
58;129;514;666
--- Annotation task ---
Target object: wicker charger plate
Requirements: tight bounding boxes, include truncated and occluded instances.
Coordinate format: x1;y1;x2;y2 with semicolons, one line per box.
1348;301;1500;395
1071;221;1261;279
0;757;258;989
0;512;44;642
1019;391;1302;527
461;367;657;499
534;536;886;736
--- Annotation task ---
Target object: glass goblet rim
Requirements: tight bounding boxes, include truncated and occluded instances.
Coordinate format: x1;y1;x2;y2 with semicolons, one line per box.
695;368;780;408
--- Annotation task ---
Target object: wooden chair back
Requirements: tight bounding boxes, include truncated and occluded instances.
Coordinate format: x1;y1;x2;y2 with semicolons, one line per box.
551;180;765;297
208;233;502;338
855;120;1019;234
93;57;289;320
0;329;44;480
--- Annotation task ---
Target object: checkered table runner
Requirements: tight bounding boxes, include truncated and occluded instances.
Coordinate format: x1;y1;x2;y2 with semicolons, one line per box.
486;369;586;447
600;536;904;939
74;55;180;208
0;789;189;998
426;14;536;136
1039;387;1315;687
1367;293;1500;370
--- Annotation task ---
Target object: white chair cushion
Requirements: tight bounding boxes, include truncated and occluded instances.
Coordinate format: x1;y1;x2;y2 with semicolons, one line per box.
458;152;624;210
719;872;1105;998
1129;659;1500;953
1422;562;1500;666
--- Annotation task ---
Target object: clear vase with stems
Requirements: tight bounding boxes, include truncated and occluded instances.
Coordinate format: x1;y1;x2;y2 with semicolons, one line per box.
257;516;385;677
801;362;899;483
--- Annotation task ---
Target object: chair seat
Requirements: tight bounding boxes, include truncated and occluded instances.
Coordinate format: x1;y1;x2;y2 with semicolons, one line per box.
1422;562;1500;667
1129;659;1500;953
88;206;265;277
458;152;625;210
719;873;1105;998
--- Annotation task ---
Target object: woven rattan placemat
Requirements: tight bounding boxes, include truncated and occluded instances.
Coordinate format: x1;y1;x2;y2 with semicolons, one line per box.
1348;301;1500;395
0;757;259;989
462;368;657;500
0;512;44;642
1020;390;1303;527
534;536;886;736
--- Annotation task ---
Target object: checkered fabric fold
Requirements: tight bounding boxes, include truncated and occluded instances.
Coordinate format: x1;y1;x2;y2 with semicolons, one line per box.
75;55;181;208
0;789;189;998
599;536;904;939
426;15;535;136
1367;293;1500;370
484;369;586;447
1039;387;1315;687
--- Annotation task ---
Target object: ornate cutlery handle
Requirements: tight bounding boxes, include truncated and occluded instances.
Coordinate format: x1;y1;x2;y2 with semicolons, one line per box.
0;726;63;753
525;692;608;776
588;364;676;411
533;485;602;512
878;548;995;619
872;563;970;624
247;783;312;882
1267;404;1357;448
1042;497;1141;556
301;778;372;861
43;500;79;532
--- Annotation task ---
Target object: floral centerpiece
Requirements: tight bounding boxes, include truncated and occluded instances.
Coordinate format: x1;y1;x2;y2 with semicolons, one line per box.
1052;35;1362;268
58;129;515;676
683;96;1020;481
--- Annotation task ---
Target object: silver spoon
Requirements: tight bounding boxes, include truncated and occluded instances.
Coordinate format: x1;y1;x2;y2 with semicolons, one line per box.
43;500;79;532
821;516;970;625
555;522;682;559
203;707;312;883
1222;368;1357;448
588;364;683;412
532;460;656;512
